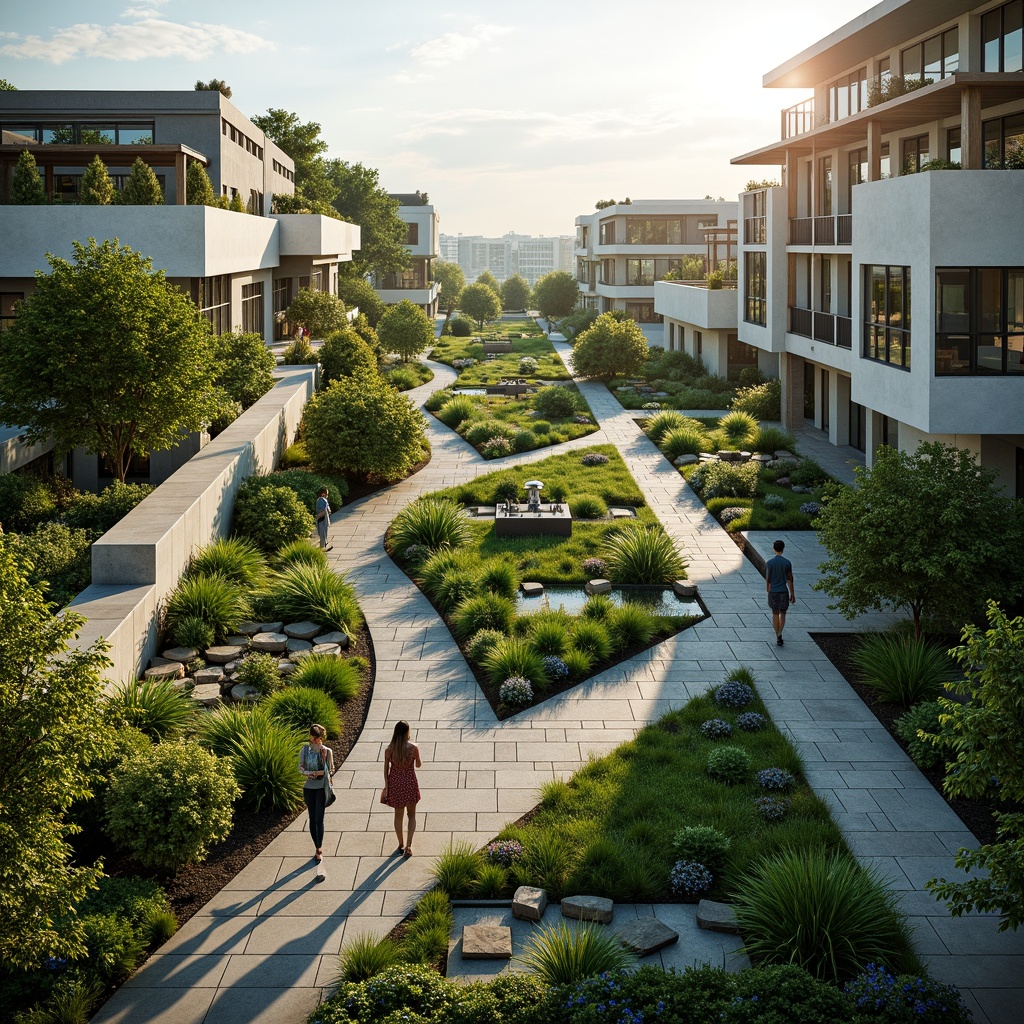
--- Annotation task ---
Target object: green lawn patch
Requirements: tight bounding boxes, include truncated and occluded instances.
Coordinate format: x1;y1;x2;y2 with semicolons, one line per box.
431;324;570;384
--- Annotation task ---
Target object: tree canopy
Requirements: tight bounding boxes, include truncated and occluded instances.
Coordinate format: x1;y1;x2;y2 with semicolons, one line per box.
11;148;46;205
0;239;216;482
285;288;348;339
814;443;1024;638
328;161;409;278
434;260;465;319
318;326;378;387
195;78;232;97
533;270;579;319
335;276;386;328
120;157;164;205
210;332;276;409
460;282;502;328
0;536;111;969
571;312;649;379
500;273;532;310
0;79;16;91
79;154;115;206
186;160;218;207
475;270;501;293
378;300;435;362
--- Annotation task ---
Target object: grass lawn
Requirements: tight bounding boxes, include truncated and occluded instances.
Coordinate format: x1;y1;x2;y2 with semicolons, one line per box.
431;318;571;384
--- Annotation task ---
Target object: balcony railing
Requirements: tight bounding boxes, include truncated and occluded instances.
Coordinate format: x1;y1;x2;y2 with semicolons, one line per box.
789;218;812;245
789;215;852;246
782;98;815;140
813;311;835;343
744;216;766;244
837;215;852;244
813;217;835;246
789;306;812;337
836;315;852;349
789;307;853;348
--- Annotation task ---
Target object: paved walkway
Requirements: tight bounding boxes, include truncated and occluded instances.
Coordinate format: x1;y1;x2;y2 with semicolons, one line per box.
93;344;1024;1024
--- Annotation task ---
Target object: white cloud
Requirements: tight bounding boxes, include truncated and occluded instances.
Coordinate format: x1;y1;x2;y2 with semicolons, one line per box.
121;0;170;18
407;23;511;68
0;18;276;64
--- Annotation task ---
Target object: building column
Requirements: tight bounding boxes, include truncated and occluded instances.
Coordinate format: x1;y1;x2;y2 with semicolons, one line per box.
865;410;885;467
867;120;882;181
785;148;798;219
175;153;187;205
779;352;804;432
961;86;982;169
834;373;851;446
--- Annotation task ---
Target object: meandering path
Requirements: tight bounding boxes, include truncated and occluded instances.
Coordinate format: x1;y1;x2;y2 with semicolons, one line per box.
93;336;1024;1024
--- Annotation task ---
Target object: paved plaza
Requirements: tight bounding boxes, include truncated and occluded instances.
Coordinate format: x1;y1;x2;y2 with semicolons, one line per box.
92;333;1024;1024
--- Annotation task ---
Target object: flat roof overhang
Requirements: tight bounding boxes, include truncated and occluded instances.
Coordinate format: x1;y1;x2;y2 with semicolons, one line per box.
732;73;1024;165
0;142;209;166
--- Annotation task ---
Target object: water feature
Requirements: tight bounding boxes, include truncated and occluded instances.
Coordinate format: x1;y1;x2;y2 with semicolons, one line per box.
516;585;703;618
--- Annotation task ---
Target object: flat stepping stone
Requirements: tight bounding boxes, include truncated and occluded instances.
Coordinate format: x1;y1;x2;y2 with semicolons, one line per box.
205;644;246;664
286;638;313;653
162;647;197;663
672;580;698;598
674;454;698;466
279;661;297;676
191;682;222;707
512;886;547;922
616;918;679;956
144;661;184;681
520;582;544;597
696;899;741;934
774;451;797;461
584;579;612;595
224;635;250;647
235;621;263;637
250;632;288;653
750;453;774;463
283;621;322;640
561;895;613;924
231;682;260;702
259;621;284;634
311;643;341;656
461;925;512;960
313;631;349;649
193;666;224;685
609;508;634;519
290;649;315;663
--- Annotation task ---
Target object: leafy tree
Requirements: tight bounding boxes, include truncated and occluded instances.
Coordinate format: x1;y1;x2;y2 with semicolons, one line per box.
328;161;409;277
0;238;215;483
303;373;427;482
501;273;532;310
814;443;1024;639
434;260;466;329
571;312;649;379
350;311;380;354
186;160;217;206
318;326;378;387
460;282;502;328
195;78;232;97
0;79;16;90
119;157;164;205
78;154;115;205
377;299;435;362
211;332;276;408
926;603;1024;930
335;276;386;327
285;288;348;338
476;270;501;293
0;536;111;970
228;190;246;213
11;148;47;205
533;270;579;319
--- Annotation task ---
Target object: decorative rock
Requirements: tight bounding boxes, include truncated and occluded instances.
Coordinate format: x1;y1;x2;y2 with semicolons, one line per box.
162;647;197;663
283;621;322;640
672;580;698;598
696;899;741;934
512;885;548;922
791;485;810;494
584;579;612;596
224;661;238;674
750;453;774;463
279;661;298;676
225;635;250;648
313;631;349;649
609;508;633;519
250;632;288;653
286;638;313;653
462;925;512;960
774;451;797;461
231;682;260;702
311;643;341;656
520;581;545;597
717;450;743;462
171;679;192;692
616;918;679;956
148;656;176;667
235;621;263;637
776;476;791;487
193;666;224;686
205;644;246;664
290;649;315;663
144;661;184;681
674;454;699;467
739;451;752;461
191;682;222;707
259;621;284;634
560;895;613;924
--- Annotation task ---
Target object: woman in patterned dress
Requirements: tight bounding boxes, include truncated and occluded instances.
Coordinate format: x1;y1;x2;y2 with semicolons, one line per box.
382;720;422;856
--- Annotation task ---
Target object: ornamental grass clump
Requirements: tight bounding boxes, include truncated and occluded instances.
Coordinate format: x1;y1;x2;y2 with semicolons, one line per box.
851;632;953;708
104;679;196;740
290;653;362;704
229;715;307;812
499;676;534;707
479;560;520;599
450;592;516;640
164;572;251;645
263;686;341;738
644;410;686;445
603;523;686;584
437;395;476;428
607;602;656;651
700;718;733;740
758;767;796;792
265;560;361;634
186;537;268;590
670;860;714;900
571;494;608;519
714;679;756;709
513;921;637;986
432;841;481;898
388;497;469;554
485;638;548;689
717;410;758;447
569;618;612;663
662;425;711;461
335;934;402;983
706;745;752;785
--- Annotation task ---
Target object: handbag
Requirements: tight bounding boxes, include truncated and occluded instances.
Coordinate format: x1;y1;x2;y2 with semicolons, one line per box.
324;756;336;807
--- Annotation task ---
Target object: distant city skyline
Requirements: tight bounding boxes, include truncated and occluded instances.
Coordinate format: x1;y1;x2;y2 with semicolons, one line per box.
1;0;873;235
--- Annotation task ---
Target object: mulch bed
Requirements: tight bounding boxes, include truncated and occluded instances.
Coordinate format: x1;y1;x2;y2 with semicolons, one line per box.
810;631;999;846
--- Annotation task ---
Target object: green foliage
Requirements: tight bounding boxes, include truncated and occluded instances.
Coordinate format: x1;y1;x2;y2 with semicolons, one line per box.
11;148;47;204
464;629;505;665
104;742;238;871
571;494;608;520
894;700;950;771
731;377;781;420
815;443;1024;638
378;299;435;361
661;425;710;461
479;560;520;598
185;160;217;206
851;632;953;707
336;934;402;982
606;602;656;651
533;385;578;419
572;313;649;380
119;157;164;204
729;964;855;1024
388;497;469;554
0;239;214;483
77;913;145;986
451;593;516;641
286;288;349;338
275;539;328;570
233;482;315;553
328;161;408;277
104;679;196;740
717;410;758;447
210;332;276;409
528;615;570;657
734;847;912;982
433;260;466;318
513;921;637;986
282;334;316;365
263;560;362;633
227;715;306;812
335;277;386;327
483;637;550;688
788;459;831;487
672;824;732;871
195;703;264;757
603;524;686;584
696;461;760;499
64;481;153;536
751;426;797;454
9;522;93;607
233;652;283;696
291;654;363;704
78;155;115;205
172;615;214;651
534;270;580;319
459;283;503;328
644;410;686;444
263;685;341;738
501;274;532;310
436;395;476;429
245;469;347;518
569;618;612;663
432;841;482;897
449;316;474;337
164;572;251;644
186;537;268;590
80;875;174;950
706;745;751;784
319;327;378;387
303;374;427;482
0;473;58;532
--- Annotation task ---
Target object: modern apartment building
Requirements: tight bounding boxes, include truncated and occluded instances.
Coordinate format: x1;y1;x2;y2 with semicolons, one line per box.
441;232;575;287
0;91;359;346
373;193;440;317
575;199;738;324
723;0;1023;494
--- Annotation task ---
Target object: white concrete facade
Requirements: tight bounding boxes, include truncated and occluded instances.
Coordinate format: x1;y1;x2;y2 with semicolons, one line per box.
374;196;440;316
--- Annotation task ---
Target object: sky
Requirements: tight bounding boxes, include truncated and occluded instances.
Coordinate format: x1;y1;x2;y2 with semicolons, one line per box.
0;0;876;237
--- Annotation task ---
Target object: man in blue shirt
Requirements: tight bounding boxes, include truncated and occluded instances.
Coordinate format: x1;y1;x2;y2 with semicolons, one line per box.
765;539;796;646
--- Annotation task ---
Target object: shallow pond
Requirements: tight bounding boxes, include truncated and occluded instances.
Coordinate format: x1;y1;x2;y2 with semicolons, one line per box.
516;585;703;618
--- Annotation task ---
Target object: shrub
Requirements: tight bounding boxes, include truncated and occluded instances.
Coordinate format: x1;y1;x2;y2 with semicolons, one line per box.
234;651;283;696
789;459;831;487
10;522;93;605
499;676;534;707
229;715;307;812
233;483;314;553
263;686;341;737
264;560;362;634
104;679;195;740
64;481;153;537
257;469;347;516
105;742;238;871
186;537;268;590
735;848;912;982
318;326;378;387
644;410;686;444
464;420;507;446
290;654;362;704
533;385;578;419
511;429;536;453
528;616;570;657
606;602;656;651
389;497;469;554
450;315;474;336
700;718;733;739
732;377;781;420
336;934;402;983
752;426;797;454
604;524;686;584
164;572;250;644
451;592;516;640
852;633;952;708
670;860;714;900
433;567;479;613
486;839;524;866
717;410;758;447
513;921;636;986
581;593;613;619
580;451;609;466
541;655;569;681
699;461;760;499
562;647;594;678
844;962;972;1024
894;700;950;771
418;548;472;604
762;493;786;511
484;638;549;688
737;711;767;732
423;388;453;413
519;356;538;374
757;767;796;792
432;841;481;897
437;396;477;428
714;679;755;708
754;795;791;822
195;704;264;757
481;436;513;459
706;745;751;784
0;473;57;532
581;557;607;578
728;964;856;1024
78;912;145;987
464;628;506;664
673;825;731;871
801;501;822;517
571;494;608;520
569;618;612;663
532;419;551;435
661;425;710;461
274;539;328;570
479;560;520;599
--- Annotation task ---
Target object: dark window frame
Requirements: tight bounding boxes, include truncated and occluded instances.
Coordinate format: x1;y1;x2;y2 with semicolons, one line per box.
744;251;767;326
900;26;959;82
982;0;1024;73
863;265;912;370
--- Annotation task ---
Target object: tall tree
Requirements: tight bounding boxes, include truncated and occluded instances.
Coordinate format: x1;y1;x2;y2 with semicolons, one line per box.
814;443;1024;638
476;270;501;294
195;78;232;98
377;299;435;362
0;536;111;969
0;239;216;483
460;282;503;329
571;312;649;379
533;270;579;319
119;157;164;205
186;160;217;206
327;160;408;277
285;288;348;339
501;273;532;310
78;154;115;205
336;276;386;328
433;260;465;332
11;148;47;205
210;332;276;409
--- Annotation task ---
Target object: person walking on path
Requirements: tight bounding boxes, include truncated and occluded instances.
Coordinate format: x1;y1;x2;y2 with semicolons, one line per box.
765;539;796;646
299;724;334;863
382;720;422;857
315;486;333;551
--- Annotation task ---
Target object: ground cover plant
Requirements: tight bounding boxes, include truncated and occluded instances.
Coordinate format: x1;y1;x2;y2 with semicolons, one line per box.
607;346;739;411
430;317;570;384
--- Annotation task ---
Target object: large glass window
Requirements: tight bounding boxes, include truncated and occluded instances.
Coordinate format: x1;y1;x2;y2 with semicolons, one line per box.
625;217;683;244
600;259;615;285
983;113;1024;169
241;282;264;337
1;293;23;332
901;27;959;82
827;68;867;123
847;148;867;210
403;223;419;245
272;278;292;341
819;156;833;215
864;265;911;369
625;258;681;286
744;252;767;327
947;127;962;165
0;121;155;144
599;220;616;244
935;267;1024;375
626;302;660;323
198;275;230;336
902;135;931;173
983;0;1023;72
